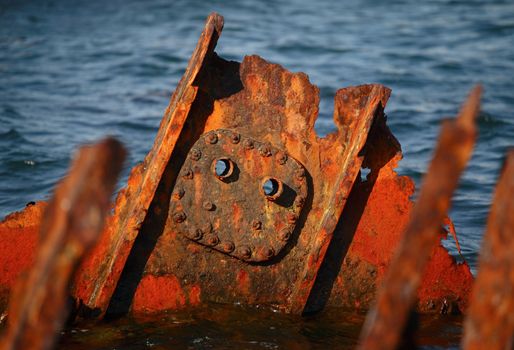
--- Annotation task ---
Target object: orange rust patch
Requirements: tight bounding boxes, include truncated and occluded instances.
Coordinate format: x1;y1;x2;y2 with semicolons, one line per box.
132;275;187;313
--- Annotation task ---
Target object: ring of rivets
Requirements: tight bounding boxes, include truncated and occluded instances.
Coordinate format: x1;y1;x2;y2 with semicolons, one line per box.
168;129;308;262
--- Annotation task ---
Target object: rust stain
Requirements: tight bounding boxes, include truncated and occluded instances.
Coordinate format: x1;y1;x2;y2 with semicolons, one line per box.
358;86;482;350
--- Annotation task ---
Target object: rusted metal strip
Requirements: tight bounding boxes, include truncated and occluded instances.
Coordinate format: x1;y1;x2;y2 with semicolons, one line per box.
0;138;125;350
289;85;391;313
71;13;224;316
461;150;514;350
358;85;482;350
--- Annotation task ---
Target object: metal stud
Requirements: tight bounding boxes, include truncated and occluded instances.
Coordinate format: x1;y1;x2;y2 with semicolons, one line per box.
259;144;272;157
191;148;202;161
286;213;298;224
173;188;185;200
276;151;288;165
203;201;215;211
189;228;203;240
230;132;240;144
183;168;194;179
220;241;235;253
205;234;219;247
173;211;186;223
243;139;254;150
294;195;305;208
237;246;252;260
206;133;218;144
252;220;262;230
295;168;305;182
278;228;291;241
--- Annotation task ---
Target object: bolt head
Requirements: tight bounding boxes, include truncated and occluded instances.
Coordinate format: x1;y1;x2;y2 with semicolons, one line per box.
205;234;219;247
203;201;215;211
276;151;288;165
243;139;254;150
287;213;298;224
173;211;186;223
252;220;262;230
220;241;235;253
237;246;252;260
173;188;185;200
294;196;305;208
259;145;272;157
189;228;203;240
278;228;291;241
230;133;240;144
191;148;202;161
206;133;218;144
183;169;194;179
295;168;305;180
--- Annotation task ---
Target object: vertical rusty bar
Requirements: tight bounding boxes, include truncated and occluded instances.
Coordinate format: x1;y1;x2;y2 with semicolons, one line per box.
462;150;514;350
358;86;482;350
0;138;125;350
71;13;224;317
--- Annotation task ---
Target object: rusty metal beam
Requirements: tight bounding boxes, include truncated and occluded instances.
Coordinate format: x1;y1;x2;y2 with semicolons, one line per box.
358;85;482;350
0;138;125;350
71;13;224;316
461;150;514;350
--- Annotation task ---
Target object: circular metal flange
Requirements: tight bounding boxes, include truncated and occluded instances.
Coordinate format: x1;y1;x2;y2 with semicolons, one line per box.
169;129;309;262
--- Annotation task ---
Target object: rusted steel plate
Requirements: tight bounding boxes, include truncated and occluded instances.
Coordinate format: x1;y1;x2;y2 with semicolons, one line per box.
71;13;224;316
98;27;391;313
0;138;125;350
358;86;482;350
462;150;514;350
169;129;309;262
306;115;474;314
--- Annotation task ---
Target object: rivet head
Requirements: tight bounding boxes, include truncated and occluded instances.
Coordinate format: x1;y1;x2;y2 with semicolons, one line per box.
278;228;291;241
173;188;185;200
203;201;215;211
286;213;298;224
206;133;218;144
189;228;203;240
276;151;288;165
230;132;240;144
220;241;235;253
257;246;275;260
205;234;219;247
259;145;272;157
237;246;252;260
183;168;194;179
295;168;305;181
294;196;305;208
173;211;186;223
252;220;262;230
191;148;202;161
243;139;254;150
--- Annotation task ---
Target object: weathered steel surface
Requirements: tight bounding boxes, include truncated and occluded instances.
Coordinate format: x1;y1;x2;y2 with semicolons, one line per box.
358;86;482;350
0;12;476;321
0;138;125;350
462;150;514;350
70;13;224;317
308;116;474;314
169;129;309;262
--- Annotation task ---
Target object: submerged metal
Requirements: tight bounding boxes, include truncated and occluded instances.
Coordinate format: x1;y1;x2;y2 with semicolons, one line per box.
0;12;474;322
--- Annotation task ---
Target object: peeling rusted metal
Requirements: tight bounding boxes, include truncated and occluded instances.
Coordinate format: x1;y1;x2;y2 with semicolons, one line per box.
358;86;482;350
462;150;514;350
0;138;125;350
0;12;477;323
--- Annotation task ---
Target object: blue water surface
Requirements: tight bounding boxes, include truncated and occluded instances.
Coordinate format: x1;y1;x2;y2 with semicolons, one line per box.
0;0;513;347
